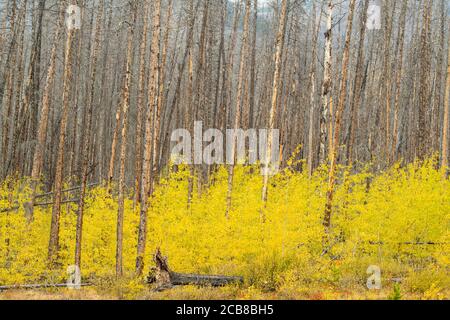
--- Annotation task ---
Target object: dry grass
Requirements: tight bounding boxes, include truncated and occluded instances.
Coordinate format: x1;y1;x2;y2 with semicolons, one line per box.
0;284;441;300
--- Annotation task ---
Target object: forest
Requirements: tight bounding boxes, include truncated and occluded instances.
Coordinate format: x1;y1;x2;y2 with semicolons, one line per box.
0;0;449;300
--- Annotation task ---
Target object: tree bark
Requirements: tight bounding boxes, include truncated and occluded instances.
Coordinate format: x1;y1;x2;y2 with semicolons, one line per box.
48;1;76;264
75;0;104;270
116;2;137;277
323;0;356;245
261;0;288;208
136;0;161;276
226;0;252;217
442;25;450;173
319;0;333;165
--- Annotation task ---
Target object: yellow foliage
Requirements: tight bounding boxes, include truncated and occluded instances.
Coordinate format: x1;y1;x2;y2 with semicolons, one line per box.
0;161;448;299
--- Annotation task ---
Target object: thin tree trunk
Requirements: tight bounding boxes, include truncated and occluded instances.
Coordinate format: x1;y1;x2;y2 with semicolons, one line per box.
116;2;137;277
75;0;104;269
261;0;289;208
226;0;252;217
97;0;113;182
154;0;173;180
307;2;322;176
136;0;161;276
346;0;369;165
248;0;258;129
134;0;150;206
48;1;76;264
442;26;450;173
319;0;333;164
391;0;408;162
323;0;356;245
417;0;432;160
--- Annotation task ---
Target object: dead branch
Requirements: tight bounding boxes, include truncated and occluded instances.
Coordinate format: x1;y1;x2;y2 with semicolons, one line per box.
1;199;81;214
0;283;92;291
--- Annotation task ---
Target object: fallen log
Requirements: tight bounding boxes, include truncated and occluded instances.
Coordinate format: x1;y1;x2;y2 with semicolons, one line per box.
0;283;92;291
169;273;244;287
0;182;98;214
1;199;81;214
148;249;243;290
34;183;99;199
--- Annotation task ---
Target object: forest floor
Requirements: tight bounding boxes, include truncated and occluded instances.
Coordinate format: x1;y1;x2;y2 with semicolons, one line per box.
0;284;445;300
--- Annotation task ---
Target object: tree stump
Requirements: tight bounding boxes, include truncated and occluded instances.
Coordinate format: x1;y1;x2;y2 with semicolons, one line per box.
148;249;243;291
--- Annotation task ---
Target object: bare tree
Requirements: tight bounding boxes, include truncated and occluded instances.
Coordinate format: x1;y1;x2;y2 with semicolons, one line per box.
442;24;450;173
320;0;333;164
323;0;356;245
116;2;138;277
136;0;161;276
48;1;77;264
226;0;252;217
261;0;289;208
75;0;105;270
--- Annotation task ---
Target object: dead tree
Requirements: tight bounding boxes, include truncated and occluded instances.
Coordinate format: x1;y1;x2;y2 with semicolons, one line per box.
346;0;369;165
134;0;150;207
417;0;432;160
323;0;356;247
75;0;105;270
442;24;450;173
319;0;333;165
226;0;252;217
149;249;243;290
261;0;289;208
116;2;138;277
48;1;77;264
307;1;322;176
29;5;65;220
136;0;161;276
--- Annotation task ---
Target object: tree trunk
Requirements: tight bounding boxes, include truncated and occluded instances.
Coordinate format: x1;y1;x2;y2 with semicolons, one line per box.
261;0;288;208
75;0;104;269
136;0;161;276
323;0;356;246
226;0;252;217
307;2;322;176
116;3;137;277
346;0;369;165
319;0;333;165
134;0;150;206
48;1;76;264
391;0;408;163
149;249;243;290
442;25;450;173
417;0;432;161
